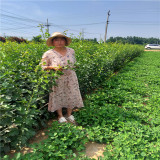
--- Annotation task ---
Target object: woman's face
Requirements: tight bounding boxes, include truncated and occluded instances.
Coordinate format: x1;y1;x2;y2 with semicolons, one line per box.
52;37;66;48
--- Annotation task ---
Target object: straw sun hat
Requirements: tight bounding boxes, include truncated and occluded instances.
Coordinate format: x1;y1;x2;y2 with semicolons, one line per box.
46;32;72;47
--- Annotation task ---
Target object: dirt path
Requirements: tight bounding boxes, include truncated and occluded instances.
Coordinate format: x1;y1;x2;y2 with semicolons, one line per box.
144;50;160;52
6;119;106;160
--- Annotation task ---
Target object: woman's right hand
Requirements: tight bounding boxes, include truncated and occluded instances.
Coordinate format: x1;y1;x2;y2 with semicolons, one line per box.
44;66;56;71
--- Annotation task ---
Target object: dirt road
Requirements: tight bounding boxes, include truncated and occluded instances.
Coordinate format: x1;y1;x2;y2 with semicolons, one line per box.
144;50;160;52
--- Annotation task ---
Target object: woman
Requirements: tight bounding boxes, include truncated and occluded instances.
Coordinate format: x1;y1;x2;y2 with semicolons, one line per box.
41;32;84;123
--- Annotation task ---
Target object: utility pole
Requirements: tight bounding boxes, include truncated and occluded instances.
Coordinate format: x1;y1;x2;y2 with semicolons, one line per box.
45;18;50;34
80;28;85;40
104;10;111;43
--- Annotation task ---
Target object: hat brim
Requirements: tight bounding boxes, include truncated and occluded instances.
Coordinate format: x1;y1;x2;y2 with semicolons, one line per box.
46;35;72;47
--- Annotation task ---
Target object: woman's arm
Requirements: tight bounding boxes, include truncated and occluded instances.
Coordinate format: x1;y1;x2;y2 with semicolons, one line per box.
41;56;61;71
41;51;63;71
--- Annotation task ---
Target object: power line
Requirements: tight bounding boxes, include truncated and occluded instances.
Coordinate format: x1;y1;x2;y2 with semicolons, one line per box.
1;9;159;28
110;20;159;24
1;18;39;28
1;8;159;40
56;22;105;26
110;21;159;25
1;11;102;35
2;26;38;31
50;23;101;35
0;9;45;24
1;9;104;27
1;14;44;24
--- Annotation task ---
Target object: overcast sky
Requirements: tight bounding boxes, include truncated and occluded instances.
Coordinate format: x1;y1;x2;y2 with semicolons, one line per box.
0;0;160;41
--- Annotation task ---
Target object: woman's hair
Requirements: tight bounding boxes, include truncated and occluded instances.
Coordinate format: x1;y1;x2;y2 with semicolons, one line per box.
52;37;68;45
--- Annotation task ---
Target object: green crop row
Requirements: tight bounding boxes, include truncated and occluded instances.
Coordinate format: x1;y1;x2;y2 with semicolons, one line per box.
0;40;143;156
70;41;143;94
75;51;160;159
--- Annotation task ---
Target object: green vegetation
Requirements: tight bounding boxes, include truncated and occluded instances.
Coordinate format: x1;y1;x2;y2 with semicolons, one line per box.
0;41;58;155
3;123;89;160
1;40;144;158
106;36;160;45
75;51;160;159
2;50;160;159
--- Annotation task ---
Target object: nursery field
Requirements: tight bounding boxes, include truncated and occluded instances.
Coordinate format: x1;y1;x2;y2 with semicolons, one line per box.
2;49;160;159
77;51;160;159
0;40;151;159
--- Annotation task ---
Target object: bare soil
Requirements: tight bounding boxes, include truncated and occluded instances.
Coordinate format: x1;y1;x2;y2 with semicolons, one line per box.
6;119;56;158
144;50;160;52
85;142;106;159
6;119;106;159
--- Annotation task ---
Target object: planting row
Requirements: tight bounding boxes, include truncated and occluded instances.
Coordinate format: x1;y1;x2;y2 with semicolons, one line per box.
75;51;160;159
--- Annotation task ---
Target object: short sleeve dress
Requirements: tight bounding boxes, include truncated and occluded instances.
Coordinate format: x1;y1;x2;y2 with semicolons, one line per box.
41;47;84;112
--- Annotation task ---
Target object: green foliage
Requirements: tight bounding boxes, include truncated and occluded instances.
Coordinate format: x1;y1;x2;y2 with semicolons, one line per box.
2;122;89;160
70;42;143;94
37;24;50;40
2;51;159;160
74;51;160;159
0;41;61;155
106;36;160;45
0;40;143;157
31;35;43;43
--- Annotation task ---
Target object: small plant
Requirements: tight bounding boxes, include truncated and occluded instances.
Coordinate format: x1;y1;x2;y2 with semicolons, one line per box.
3;122;89;160
37;24;50;40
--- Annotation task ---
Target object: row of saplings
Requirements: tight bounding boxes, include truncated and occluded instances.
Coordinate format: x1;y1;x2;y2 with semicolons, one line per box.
0;36;27;43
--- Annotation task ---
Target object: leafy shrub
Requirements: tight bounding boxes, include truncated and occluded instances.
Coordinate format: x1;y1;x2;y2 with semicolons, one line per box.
2;122;89;160
7;37;27;43
31;35;43;43
71;42;143;94
0;41;61;155
0;36;6;43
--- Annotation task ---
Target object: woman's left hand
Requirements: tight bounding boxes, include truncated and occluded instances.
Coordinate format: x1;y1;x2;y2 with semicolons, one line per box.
54;66;63;71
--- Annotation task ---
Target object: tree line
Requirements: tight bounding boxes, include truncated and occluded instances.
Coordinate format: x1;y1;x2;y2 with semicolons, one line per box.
1;35;159;45
106;36;160;45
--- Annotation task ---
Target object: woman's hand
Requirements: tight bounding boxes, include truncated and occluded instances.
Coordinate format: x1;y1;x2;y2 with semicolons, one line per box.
57;68;63;71
44;66;57;71
44;66;64;71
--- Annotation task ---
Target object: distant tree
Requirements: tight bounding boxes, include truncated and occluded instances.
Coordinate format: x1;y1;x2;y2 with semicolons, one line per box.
0;36;6;43
71;38;81;43
32;35;43;43
106;36;160;45
7;36;27;43
85;38;98;43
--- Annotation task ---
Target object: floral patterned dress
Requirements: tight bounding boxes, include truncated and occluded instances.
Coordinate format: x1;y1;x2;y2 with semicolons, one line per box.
41;47;84;112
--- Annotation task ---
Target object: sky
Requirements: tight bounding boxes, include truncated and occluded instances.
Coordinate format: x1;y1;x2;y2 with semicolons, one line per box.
0;0;160;41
